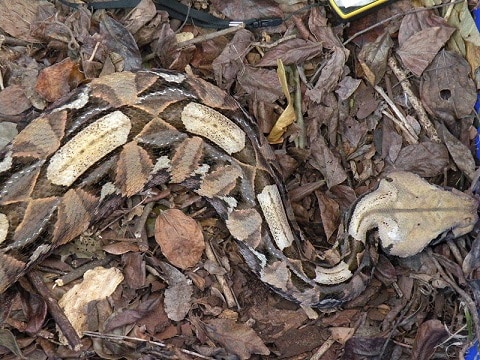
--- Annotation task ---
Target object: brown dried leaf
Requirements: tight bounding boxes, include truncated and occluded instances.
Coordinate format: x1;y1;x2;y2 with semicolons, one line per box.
397;11;455;76
202;318;270;359
59;267;124;337
123;0;157;34
389;141;449;177
335;76;361;101
116;141;153;197
35;59;83;102
358;32;393;86
0;0;54;43
315;192;340;240
104;296;161;332
309;136;347;188
436;123;475;180
155;209;205;269
305;46;348;104
211;0;283;20
257;38;323;67
98;14;142;71
0;85;31;116
160;262;193;322
103;242;139;255
0;329;25;359
420;50;476;123
237;66;283;103
212;29;254;89
412;320;448;360
122;252;145;290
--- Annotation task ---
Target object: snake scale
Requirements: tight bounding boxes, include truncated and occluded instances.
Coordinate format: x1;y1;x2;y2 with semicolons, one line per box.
0;69;441;308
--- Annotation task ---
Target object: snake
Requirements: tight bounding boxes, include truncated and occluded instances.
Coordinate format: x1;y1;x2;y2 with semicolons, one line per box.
0;69;438;308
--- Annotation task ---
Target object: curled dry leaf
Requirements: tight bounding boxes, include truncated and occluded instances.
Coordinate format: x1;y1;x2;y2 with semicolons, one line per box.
0;0;55;43
155;209;205;269
267;60;296;143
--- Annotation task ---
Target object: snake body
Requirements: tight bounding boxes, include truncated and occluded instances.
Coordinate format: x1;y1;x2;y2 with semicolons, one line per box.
0;69;374;308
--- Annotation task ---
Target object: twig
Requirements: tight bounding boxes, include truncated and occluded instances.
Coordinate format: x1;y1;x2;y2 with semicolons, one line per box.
387;56;441;143
83;331;214;359
176;24;245;49
27;271;83;351
134;201;154;251
374;85;418;144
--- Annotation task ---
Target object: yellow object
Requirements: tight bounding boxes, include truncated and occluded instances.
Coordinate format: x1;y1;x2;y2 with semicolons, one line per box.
329;0;393;20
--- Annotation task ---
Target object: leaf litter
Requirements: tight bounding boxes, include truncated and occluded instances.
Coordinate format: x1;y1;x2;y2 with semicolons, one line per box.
0;0;479;359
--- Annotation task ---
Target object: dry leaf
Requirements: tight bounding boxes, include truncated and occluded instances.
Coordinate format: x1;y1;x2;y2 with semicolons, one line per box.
412;320;449;360
59;267;124;337
358;32;393;86
436;123;475;180
305;46;348;104
420;50;476;123
160;262;193;322
155;209;205;269
0;85;31;116
202;318;270;359
256;38;323;67
35;59;84;102
0;0;54;43
315;191;340;241
309;136;347;188
267;59;296;143
397;10;455;76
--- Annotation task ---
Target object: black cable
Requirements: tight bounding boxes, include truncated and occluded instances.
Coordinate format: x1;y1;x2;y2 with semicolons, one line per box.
57;0;320;30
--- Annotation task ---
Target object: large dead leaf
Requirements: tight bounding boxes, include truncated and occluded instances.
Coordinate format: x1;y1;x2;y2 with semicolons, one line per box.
155;209;205;269
420;50;476;123
436;123;475;180
397;10;455;76
412;320;449;360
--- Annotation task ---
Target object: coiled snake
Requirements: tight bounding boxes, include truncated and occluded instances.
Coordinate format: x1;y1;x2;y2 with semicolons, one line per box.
0;70;477;308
